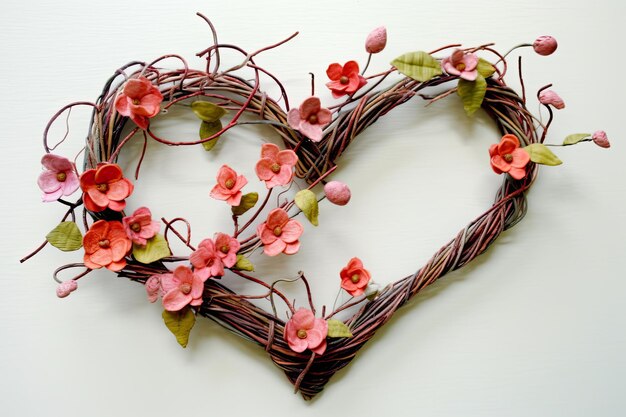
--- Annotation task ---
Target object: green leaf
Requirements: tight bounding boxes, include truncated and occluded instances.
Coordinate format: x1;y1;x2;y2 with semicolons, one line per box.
294;189;319;226
200;120;223;151
162;308;196;348
232;255;254;272
327;319;353;338
476;58;496;78
46;221;83;252
132;234;171;264
231;192;259;216
563;133;590;145
191;101;227;122
457;75;487;116
524;143;563;166
391;51;443;82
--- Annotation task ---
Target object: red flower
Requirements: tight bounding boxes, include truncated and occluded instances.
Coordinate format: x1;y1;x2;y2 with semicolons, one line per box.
325;61;367;98
255;143;298;189
209;165;247;206
114;77;163;129
83;220;132;271
80;163;134;212
489;134;530;180
256;208;303;256
340;257;371;297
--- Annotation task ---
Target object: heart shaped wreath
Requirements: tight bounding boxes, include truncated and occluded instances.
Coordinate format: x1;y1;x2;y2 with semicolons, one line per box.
23;14;610;399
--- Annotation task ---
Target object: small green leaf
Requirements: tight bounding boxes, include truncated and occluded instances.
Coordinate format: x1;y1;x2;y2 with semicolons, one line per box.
327;319;353;338
231;192;259;216
563;133;590;145
46;221;83;252
524;143;563;166
232;255;254;272
132;234;171;264
476;58;496;78
391;51;443;82
191;101;227;122
200;120;223;151
457;75;487;116
294;189;319;226
162;307;196;348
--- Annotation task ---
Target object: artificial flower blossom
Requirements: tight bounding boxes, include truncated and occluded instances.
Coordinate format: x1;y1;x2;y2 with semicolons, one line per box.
190;238;225;279
214;232;239;268
287;97;332;142
210;165;247;206
256;208;303;256
80;163;134;212
160;265;207;312
114;77;163;129
37;154;79;202
489;134;530;180
122;207;160;246
340;257;371;297
255;143;298;189
283;308;328;355
83;220;132;271
539;90;565;109
326;61;367;98
441;49;479;81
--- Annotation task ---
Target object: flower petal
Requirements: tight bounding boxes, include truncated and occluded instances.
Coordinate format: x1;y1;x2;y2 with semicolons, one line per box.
260;143;279;160
304;328;325;349
342;61;359;75
95;164;123;184
299;122;323;142
490;155;510;173
277;150;298;167
280;220;303;243
255;158;275;181
123;78;151;99
499;134;520;153
37;171;62;193
283;241;300;255
41;154;73;171
291;308;315;329
89;248;113;266
267;208;289;229
326;63;343;80
264;239;286;256
106;178;132;200
310;339;327;355
299;97;321;120
287;108;302;129
510;148;530;168
162;289;191;312
316;108;332;126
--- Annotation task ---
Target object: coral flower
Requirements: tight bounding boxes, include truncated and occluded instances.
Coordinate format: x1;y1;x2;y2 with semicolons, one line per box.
441;49;479;81
326;61;367;99
255;143;298;189
256;208;303;256
210;165;247;206
489;134;530;180
83;220;132;271
122;207;160;246
114;77;163;129
189;238;225;279
287;97;332;142
160;265;206;312
284;308;328;355
80;163;134;212
37;154;79;202
214;232;240;268
340;257;371;297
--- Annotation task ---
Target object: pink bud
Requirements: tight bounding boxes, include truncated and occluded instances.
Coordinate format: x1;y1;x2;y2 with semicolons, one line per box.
56;280;78;298
365;26;387;54
145;275;162;303
539;90;565;109
592;131;610;148
533;36;558;56
324;181;351;206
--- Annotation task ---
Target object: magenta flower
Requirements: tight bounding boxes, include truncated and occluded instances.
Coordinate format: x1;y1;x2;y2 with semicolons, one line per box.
284;308;328;355
287;97;332;142
441;49;478;81
210;165;247;206
340;257;371;297
161;265;206;312
533;36;558;56
189;238;225;279
114;77;163;129
365;26;387;54
326;61;367;98
256;208;303;256
539;90;565;109
145;275;162;303
122;207;160;246
214;233;239;268
255;143;298;189
592;131;610;148
37;154;79;202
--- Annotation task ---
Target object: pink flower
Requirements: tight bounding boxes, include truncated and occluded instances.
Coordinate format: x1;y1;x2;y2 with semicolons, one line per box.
214;233;239;268
145;275;162;303
340;257;371;297
283;308;328;355
255;143;298;189
539;90;565;109
324;181;351;206
533;36;558;56
365;26;387;54
37;154;79;202
189;238;224;279
79;163;134;212
122;207;160;246
114;77;163;129
592;131;610;148
161;265;206;312
56;280;78;298
256;208;303;256
489;134;530;180
326;61;367;99
210;165;247;206
441;49;478;81
287;97;332;142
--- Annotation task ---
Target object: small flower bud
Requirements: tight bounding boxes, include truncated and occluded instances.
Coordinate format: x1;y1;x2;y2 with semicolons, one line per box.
539;90;565;109
324;181;351;206
533;36;558;56
365;26;387;54
365;281;381;301
56;280;78;298
592;131;610;148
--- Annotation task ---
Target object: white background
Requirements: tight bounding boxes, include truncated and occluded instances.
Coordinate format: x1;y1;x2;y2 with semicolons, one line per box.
2;0;625;415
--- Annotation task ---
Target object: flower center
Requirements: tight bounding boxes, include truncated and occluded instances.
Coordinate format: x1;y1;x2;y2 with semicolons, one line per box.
132;99;141;105
56;172;67;182
180;283;192;295
273;226;282;236
455;63;466;71
339;75;349;85
308;114;318;124
225;179;235;189
130;222;141;232
270;163;281;173
503;153;513;162
297;329;307;339
351;274;360;283
220;245;229;254
96;183;108;192
98;239;110;248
